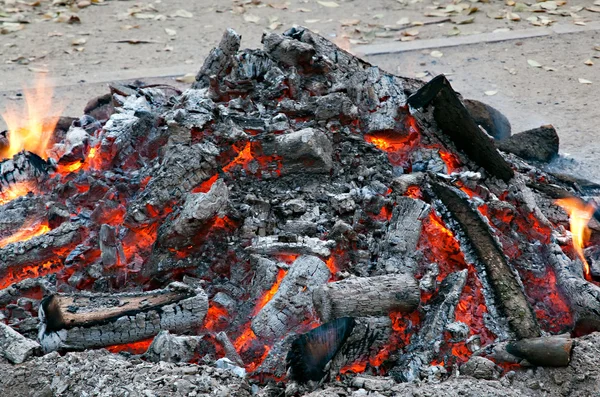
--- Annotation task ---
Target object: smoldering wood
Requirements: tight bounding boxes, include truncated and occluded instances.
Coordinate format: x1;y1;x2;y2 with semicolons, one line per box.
156;179;229;250
408;75;514;182
247;236;335;257
431;182;541;340
262;32;316;67
193;28;241;89
312;274;420;322
391;270;467;382
126;142;219;225
0;195;46;241
463;99;511;141
496;125;559;163
0;151;51;192
38;282;208;352
0;276;56;307
254;333;297;378
506;335;572;367
0;222;83;280
251;255;330;341
99;224;126;268
329;317;393;375
0;322;41;364
215;331;245;367
379;197;429;274
548;243;600;329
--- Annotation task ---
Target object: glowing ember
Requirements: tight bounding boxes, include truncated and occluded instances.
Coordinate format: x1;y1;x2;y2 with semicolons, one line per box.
0;181;36;205
0;260;62;290
253;268;287;315
204;303;229;332
0;221;50;248
56;161;83;175
555;197;595;278
106;338;154;355
0;74;62;160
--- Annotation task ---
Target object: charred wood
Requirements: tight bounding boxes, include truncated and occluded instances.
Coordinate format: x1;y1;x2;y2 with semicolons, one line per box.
408;75;514;182
0;195;46;241
193;28;242;90
391;270;467;382
145;330;203;363
312;274;419;322
251;255;330;340
496;125;559;163
247;236;335;257
0;322;40;364
463;99;511;141
0;151;51;192
431;182;541;339
38;282;208;352
506;334;572;367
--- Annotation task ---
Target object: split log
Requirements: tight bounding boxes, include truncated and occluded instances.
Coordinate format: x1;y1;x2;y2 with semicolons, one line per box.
156;179;229;249
38;282;208;352
506;335;572;367
379;197;429;274
0;322;40;364
408;75;514;182
391;270;467;382
312;274;419;322
247;236;335;257
496;125;559;163
251;255;330;340
431;182;541;340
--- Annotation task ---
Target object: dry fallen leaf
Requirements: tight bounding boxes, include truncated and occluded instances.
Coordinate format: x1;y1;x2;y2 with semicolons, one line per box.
72;37;87;46
318;1;340;8
304;19;320;23
578;78;593;84
446;26;461;36
340;19;360;26
397;17;410;25
586;7;600;13
121;24;140;30
404;29;419;36
527;59;542;68
430;50;443;58
584;59;594;66
595;46;600;51
507;12;521;21
165;28;176;36
28;66;49;73
244;14;261;23
506;0;515;6
0;22;24;34
47;31;63;37
172;9;193;18
452;16;474;24
176;73;196;83
484;90;498;96
269;21;282;30
268;2;290;9
415;71;429;78
543;66;556;71
504;66;517;75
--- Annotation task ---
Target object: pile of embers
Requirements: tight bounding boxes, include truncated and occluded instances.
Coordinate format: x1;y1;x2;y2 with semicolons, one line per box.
1;26;600;395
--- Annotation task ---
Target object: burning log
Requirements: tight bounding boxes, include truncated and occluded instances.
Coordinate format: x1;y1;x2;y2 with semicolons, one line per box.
38;282;208;352
506;334;573;367
0;151;51;192
391;270;467;382
496;125;559;163
408;75;514;182
251;255;330;340
431;182;541;340
0;195;46;240
0;322;41;364
156;178;229;249
312;274;420;322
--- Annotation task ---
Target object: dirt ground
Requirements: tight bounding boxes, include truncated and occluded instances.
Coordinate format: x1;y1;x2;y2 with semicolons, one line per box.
1;0;599;178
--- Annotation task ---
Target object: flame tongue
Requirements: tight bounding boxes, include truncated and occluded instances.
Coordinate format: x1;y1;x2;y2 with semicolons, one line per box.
555;198;595;278
0;74;61;161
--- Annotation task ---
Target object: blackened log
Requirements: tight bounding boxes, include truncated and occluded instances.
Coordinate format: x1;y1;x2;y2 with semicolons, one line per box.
496;125;559;163
506;335;572;367
431;182;541;340
463;99;511;141
251;255;330;340
193;28;241;89
391;270;467;382
0;322;41;364
156;179;229;249
408;75;514;182
312;274;419;322
38;282;208;352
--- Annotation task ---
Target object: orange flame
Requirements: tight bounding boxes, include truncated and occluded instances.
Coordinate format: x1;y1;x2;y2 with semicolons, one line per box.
253;268;287;315
0;221;50;248
106;338;153;355
555;198;595;278
0;74;62;160
0;181;36;205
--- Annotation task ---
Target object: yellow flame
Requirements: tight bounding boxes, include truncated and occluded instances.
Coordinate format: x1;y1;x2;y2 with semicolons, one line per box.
0;74;62;160
0;181;35;205
555;197;595;278
0;221;50;248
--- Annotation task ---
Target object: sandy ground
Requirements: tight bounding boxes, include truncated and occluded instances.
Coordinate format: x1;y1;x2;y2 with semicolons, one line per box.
0;0;599;177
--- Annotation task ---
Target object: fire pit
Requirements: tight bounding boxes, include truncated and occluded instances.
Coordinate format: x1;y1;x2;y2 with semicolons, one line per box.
0;27;599;396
